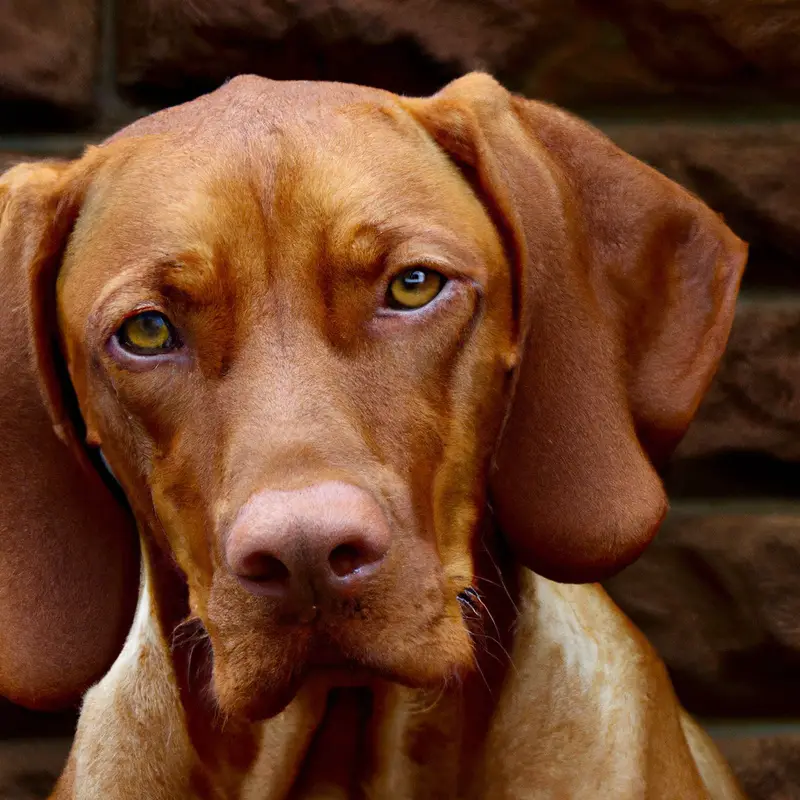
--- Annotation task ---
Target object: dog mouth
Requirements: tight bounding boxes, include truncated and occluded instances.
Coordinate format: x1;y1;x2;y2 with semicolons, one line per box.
194;564;483;721
209;639;452;721
194;600;476;720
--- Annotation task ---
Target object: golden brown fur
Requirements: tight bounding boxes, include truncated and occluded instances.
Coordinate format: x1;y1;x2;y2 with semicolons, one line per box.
0;73;746;798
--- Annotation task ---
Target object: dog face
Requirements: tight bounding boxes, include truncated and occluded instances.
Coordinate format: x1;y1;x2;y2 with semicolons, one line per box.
56;97;515;717
0;74;746;715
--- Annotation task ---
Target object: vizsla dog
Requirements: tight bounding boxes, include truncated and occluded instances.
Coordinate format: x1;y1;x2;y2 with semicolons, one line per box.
0;73;747;799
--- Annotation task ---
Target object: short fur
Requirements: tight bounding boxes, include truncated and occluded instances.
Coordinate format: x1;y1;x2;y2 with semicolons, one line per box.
0;73;746;798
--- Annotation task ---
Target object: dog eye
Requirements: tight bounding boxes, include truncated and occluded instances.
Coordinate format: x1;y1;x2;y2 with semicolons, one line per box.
117;311;178;355
387;268;445;310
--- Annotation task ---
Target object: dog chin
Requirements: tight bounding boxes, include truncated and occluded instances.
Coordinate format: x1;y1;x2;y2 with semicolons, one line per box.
218;673;305;721
206;606;476;721
212;650;469;722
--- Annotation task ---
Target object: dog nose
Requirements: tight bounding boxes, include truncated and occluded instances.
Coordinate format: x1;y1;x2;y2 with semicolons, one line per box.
225;482;391;600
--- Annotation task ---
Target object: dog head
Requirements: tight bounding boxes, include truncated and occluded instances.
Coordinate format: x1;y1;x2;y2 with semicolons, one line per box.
0;74;745;718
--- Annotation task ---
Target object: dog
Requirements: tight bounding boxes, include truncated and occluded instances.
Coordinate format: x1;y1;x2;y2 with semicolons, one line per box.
0;72;747;798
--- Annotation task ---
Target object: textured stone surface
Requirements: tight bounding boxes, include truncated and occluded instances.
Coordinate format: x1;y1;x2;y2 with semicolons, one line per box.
674;301;800;466
606;123;800;289
589;0;800;91
0;739;69;799
605;512;800;716
114;0;800;107
0;0;97;128
515;14;682;106
718;734;800;800
116;0;576;102
665;301;800;499
115;0;680;107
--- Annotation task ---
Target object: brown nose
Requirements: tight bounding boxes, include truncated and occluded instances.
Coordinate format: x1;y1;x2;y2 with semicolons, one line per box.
225;482;391;600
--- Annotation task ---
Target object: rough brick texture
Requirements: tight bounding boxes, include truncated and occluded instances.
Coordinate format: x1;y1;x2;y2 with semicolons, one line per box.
115;1;800;108
719;735;800;800
0;0;97;129
0;738;70;800
589;0;800;92
2;2;800;798
114;0;715;109
116;0;575;103
664;301;800;498
605;513;800;717
606;123;800;289
678;303;800;463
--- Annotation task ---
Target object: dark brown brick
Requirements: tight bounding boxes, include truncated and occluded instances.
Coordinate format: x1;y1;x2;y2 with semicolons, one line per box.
586;0;800;93
0;0;97;129
516;16;676;107
605;512;800;716
605;123;800;289
115;0;594;104
665;301;800;500
665;300;800;499
0;738;70;800
718;734;800;800
114;0;800;109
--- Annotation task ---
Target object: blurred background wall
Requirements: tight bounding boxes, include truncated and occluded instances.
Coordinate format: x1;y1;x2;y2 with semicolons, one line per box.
1;1;799;798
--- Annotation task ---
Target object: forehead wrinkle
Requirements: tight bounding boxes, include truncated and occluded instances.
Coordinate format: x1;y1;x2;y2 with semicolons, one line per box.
156;250;226;309
290;115;486;237
71;105;502;332
322;223;390;284
152;170;274;300
80;129;276;249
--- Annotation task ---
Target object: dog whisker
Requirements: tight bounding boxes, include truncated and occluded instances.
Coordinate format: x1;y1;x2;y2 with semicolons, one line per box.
461;588;519;677
409;681;450;717
465;634;493;694
480;548;521;619
457;590;481;619
470;591;501;639
170;616;209;651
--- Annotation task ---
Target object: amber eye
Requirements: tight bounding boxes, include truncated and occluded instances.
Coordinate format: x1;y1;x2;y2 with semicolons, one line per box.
117;311;177;355
387;268;445;310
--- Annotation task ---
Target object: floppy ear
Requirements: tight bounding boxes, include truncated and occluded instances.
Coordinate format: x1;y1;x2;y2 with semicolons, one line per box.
0;158;139;709
403;74;747;583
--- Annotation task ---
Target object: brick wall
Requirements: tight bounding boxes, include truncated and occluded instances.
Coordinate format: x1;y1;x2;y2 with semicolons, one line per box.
1;2;799;798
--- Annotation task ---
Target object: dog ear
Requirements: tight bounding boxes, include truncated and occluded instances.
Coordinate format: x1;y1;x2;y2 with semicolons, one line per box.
0;157;139;709
403;74;746;583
